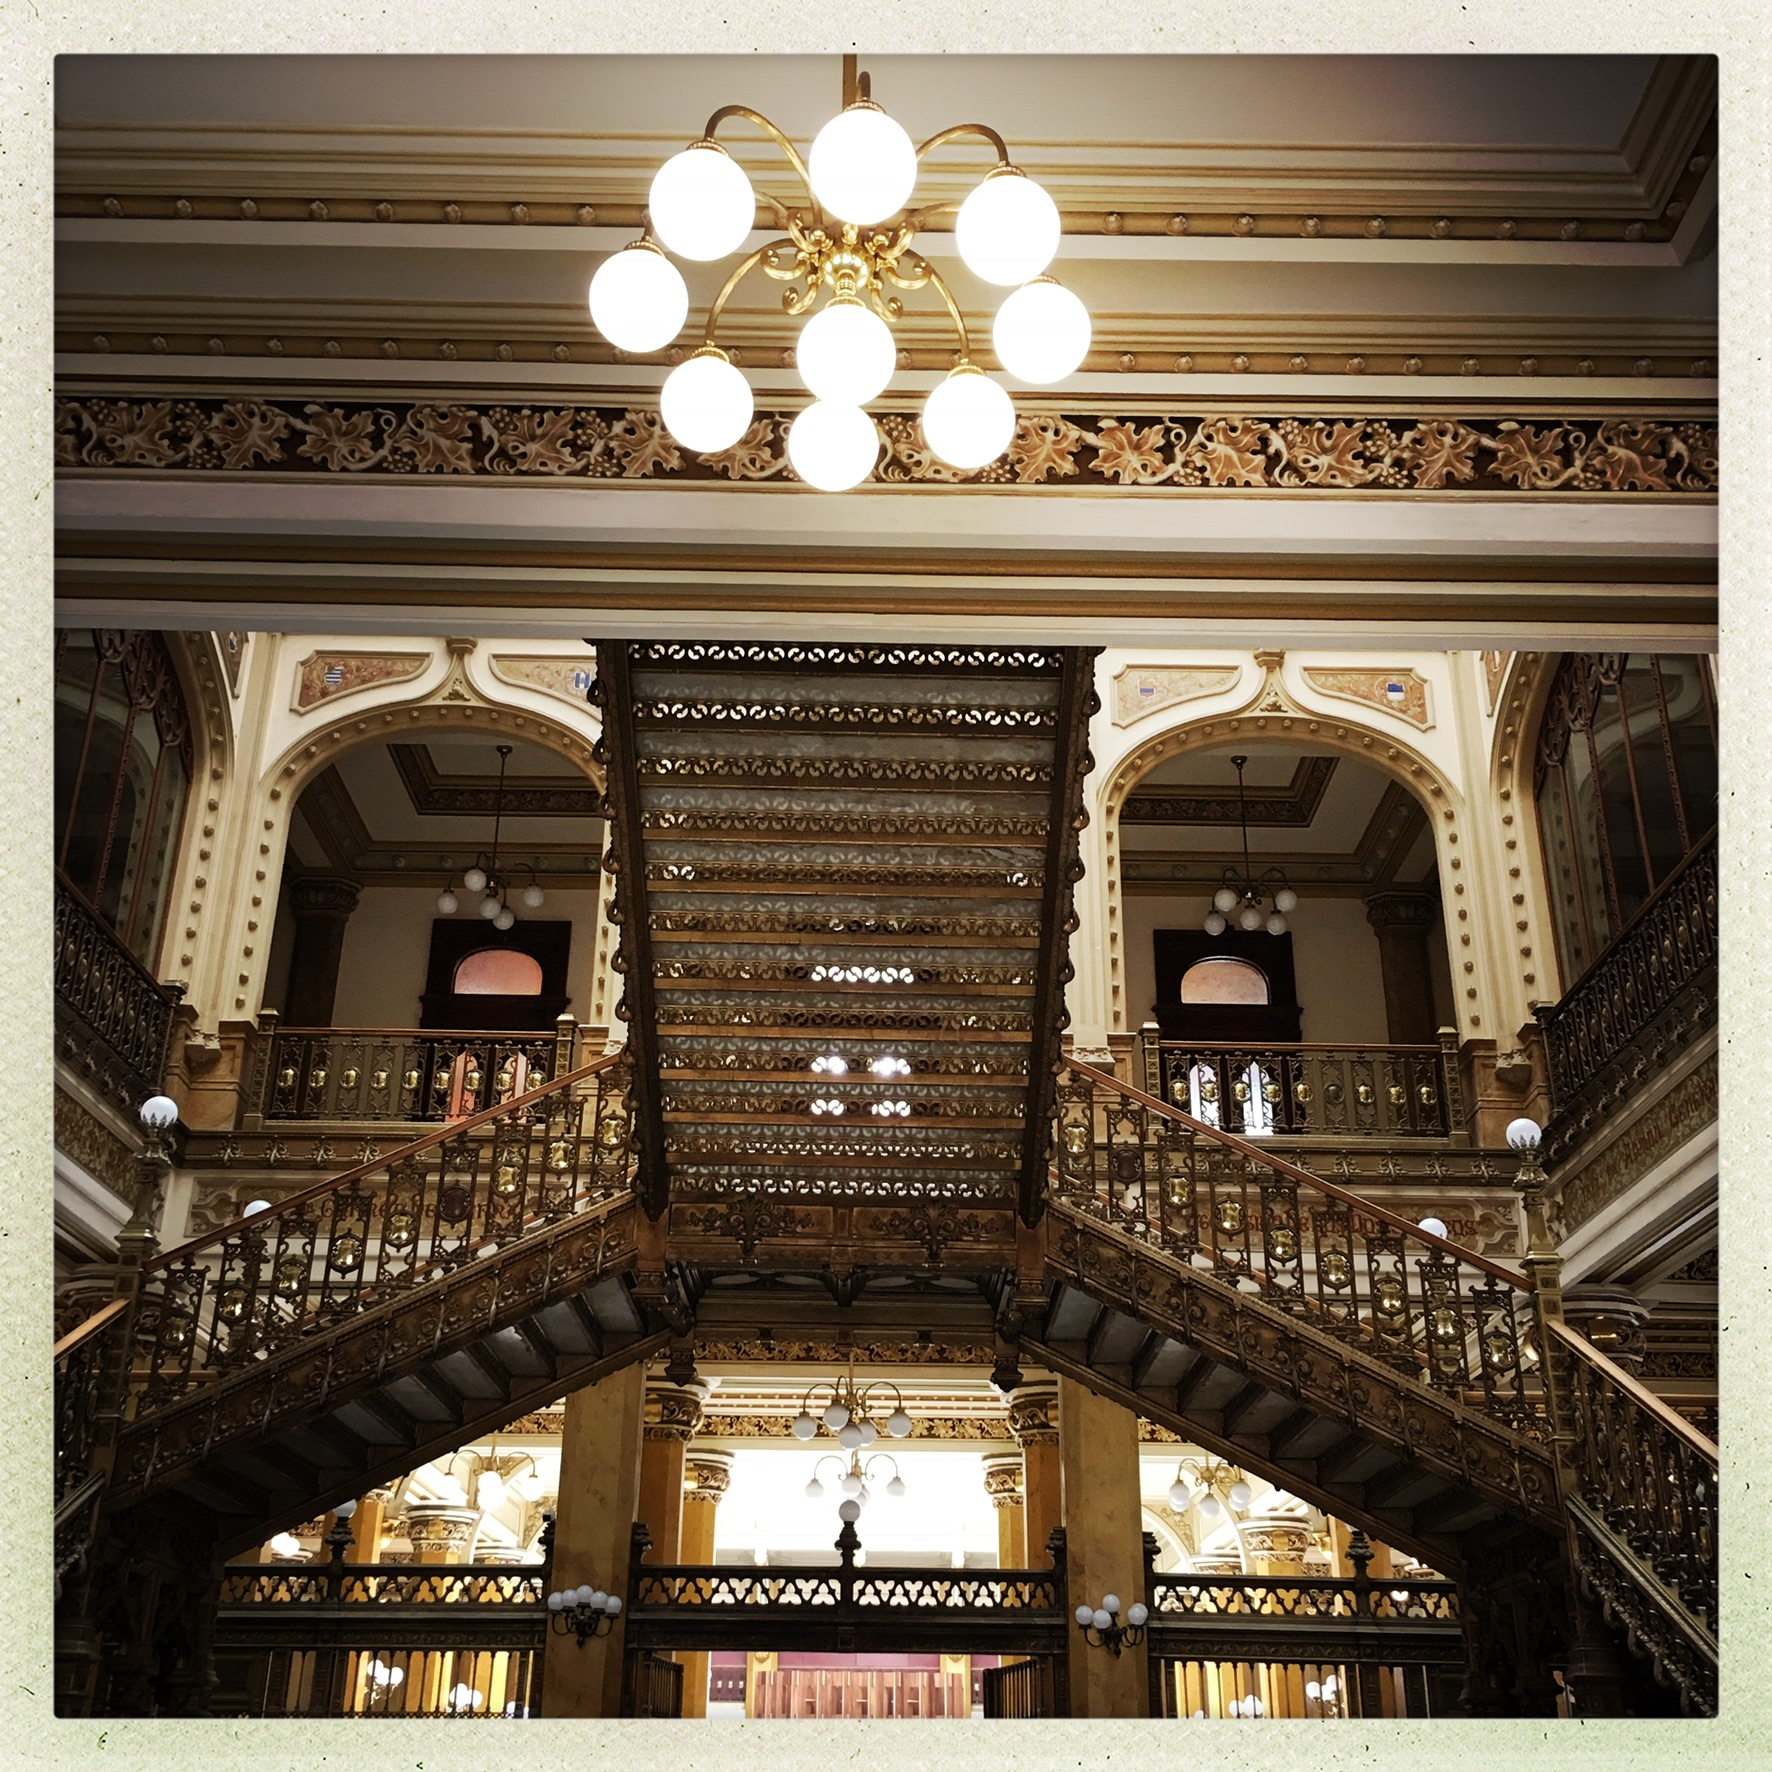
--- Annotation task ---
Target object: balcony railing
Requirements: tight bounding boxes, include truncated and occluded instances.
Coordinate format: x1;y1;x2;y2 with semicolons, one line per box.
1538;830;1716;1142
212;1521;550;1718
54;870;181;1113
249;1021;573;1125
1140;1036;1464;1141
1146;1557;1464;1719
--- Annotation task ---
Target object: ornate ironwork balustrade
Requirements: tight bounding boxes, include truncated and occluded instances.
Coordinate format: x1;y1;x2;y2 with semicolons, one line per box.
212;1520;550;1717
1146;1562;1464;1719
1549;1317;1717;1711
129;1050;635;1403
249;1020;576;1125
1139;1036;1464;1142
1537;829;1716;1153
1054;1061;1537;1433
54;869;182;1114
623;1520;1071;1665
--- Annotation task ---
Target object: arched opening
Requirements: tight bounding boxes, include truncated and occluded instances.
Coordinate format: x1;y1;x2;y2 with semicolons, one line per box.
1114;741;1456;1135
54;628;193;967
258;726;603;1122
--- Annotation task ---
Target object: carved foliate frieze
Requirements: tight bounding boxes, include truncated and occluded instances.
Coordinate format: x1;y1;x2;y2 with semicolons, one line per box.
56;398;1719;494
695;1337;998;1366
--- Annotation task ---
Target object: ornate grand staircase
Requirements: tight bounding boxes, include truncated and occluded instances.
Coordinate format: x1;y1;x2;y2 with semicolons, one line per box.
56;642;1717;1718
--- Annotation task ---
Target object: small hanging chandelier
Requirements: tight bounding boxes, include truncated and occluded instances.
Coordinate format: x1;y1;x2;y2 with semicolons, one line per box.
588;57;1090;490
1167;1454;1254;1518
436;743;545;929
1203;755;1299;937
789;1357;913;1446
805;1448;908;1523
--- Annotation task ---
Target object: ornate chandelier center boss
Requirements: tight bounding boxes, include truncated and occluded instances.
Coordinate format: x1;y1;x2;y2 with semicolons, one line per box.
587;65;1091;489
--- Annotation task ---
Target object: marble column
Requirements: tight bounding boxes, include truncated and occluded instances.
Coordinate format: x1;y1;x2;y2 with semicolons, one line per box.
678;1450;733;1718
982;1452;1027;1568
542;1362;647;1718
1363;890;1441;1045
638;1378;707;1563
343;1488;393;1563
1058;1377;1150;1718
1008;1381;1062;1569
283;876;362;1027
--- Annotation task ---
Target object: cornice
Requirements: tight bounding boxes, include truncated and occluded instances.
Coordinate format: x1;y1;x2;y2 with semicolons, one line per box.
52;306;1718;384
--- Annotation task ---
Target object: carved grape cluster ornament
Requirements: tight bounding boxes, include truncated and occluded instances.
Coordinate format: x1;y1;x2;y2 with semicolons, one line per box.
587;64;1087;489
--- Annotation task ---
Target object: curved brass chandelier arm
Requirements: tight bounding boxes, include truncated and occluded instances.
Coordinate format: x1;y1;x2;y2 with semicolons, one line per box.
702;237;798;347
915;121;1012;165
702;104;824;225
887;254;971;361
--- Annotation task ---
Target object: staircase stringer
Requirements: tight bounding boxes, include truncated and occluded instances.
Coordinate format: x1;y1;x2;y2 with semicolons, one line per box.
210;1322;670;1561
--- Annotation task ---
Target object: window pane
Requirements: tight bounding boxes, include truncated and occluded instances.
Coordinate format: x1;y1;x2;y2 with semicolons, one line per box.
59;656;132;901
453;948;544;995
1658;655;1718;842
1588;678;1648;923
1179;957;1269;1005
1619;659;1686;889
123;743;188;966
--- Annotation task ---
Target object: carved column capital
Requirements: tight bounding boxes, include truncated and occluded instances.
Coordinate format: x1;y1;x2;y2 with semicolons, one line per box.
644;1376;709;1443
684;1449;734;1502
287;875;363;921
1006;1381;1059;1446
1561;1283;1653;1373
982;1452;1025;1509
1362;889;1439;932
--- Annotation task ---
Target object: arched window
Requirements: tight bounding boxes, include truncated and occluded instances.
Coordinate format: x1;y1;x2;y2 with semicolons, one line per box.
1534;653;1716;981
1179;957;1270;1006
54;629;192;966
453;948;544;996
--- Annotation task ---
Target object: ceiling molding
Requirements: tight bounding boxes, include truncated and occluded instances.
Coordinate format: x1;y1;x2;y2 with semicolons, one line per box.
1120;755;1338;827
386;741;602;817
50;56;1714;226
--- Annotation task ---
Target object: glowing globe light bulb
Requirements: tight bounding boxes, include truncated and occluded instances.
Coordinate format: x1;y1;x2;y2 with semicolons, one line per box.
1203;912;1227;936
661;346;755;454
886;1475;906;1497
808;103;918;224
841;1472;863;1497
1169;1480;1190;1510
886;1408;912;1438
1266;913;1288;935
838;1421;864;1450
1275;887;1299;913
823;1402;851;1431
648;142;755;261
1227;1480;1253;1511
1238;905;1264;932
494;907;516;931
588;241;689;354
522;884;546;909
791;1412;819;1440
956;167;1062;287
920;365;1016;469
787;402;881;491
1213;887;1240;914
436;889;458;915
795;297;895;405
991;276;1091;384
463;867;488;893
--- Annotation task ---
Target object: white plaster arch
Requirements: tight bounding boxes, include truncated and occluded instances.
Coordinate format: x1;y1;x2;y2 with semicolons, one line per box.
1067;651;1503;1047
190;637;614;1033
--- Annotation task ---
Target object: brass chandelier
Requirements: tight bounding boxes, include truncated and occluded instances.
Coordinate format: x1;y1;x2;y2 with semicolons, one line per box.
588;58;1091;489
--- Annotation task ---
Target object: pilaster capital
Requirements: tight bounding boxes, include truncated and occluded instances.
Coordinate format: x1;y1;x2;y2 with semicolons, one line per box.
981;1452;1025;1509
1362;889;1439;932
685;1449;734;1502
287;875;363;920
